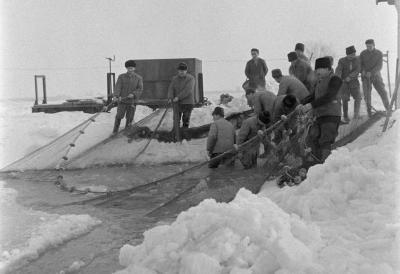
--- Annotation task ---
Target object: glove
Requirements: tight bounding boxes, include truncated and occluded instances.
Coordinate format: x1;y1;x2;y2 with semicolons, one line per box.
257;130;264;137
127;94;134;99
280;115;288;121
173;97;179;103
233;144;239;151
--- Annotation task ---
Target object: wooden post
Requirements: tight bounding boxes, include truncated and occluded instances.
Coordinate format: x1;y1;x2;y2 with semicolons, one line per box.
42;76;47;104
382;71;400;132
34;76;38;105
173;103;181;141
385;51;392;98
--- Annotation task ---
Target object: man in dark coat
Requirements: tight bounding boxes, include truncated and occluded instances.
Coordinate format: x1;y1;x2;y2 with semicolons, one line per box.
288;51;313;91
168;62;196;128
112;60;143;134
298;57;343;164
272;69;309;101
295;43;310;64
360;39;390;116
335;45;362;122
245;48;268;90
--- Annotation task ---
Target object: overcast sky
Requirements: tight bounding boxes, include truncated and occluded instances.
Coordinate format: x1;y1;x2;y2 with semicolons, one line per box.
0;0;397;99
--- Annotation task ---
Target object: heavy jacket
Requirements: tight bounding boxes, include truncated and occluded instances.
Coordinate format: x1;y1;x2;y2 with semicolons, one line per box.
207;118;236;154
303;72;342;118
335;56;360;88
289;59;313;87
245;58;268;88
253;91;277;116
237;116;265;145
360;49;383;75
277;75;309;101
168;74;196;105
114;72;143;104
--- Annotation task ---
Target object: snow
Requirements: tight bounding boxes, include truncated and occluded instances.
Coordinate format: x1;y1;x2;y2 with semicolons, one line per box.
115;111;399;273
0;181;101;273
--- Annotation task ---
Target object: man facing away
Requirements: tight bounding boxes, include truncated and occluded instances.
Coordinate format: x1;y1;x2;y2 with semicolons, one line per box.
168;62;196;128
288;51;313;91
112;60;143;135
271;68;309;102
360;39;390;117
295;43;310;64
335;45;362;123
245;48;268;90
237;111;271;169
207;107;236;168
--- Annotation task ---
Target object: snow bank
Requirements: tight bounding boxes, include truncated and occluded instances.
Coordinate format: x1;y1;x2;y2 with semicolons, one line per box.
115;189;323;274
0;181;101;272
116;112;399;273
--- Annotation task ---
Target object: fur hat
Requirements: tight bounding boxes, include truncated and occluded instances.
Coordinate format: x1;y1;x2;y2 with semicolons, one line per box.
125;60;136;68
251;48;259;53
315;57;331;70
271;69;282;79
346;45;356;55
282;94;298;109
365;39;375;45
212;106;224;117
177;62;188;70
295;43;305;52
258;111;271;125
245;89;256;96
287;52;298;62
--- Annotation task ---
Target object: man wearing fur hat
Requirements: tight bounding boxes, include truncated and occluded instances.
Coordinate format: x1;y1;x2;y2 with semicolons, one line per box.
360;39;390;117
335;45;362;123
271;69;309;101
245;48;268;90
168;62;196;128
207;107;236;168
298;56;343;164
112;60;143;135
288;52;313;91
295;43;310;64
237;111;271;169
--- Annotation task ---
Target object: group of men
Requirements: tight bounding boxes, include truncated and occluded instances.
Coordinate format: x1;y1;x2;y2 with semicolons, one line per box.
207;39;391;172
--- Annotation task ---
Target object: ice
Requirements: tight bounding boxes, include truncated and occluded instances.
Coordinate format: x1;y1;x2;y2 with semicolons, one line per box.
116;111;399;273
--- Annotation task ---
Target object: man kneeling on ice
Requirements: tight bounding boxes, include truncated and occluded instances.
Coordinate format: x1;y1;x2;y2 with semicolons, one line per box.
112;60;143;135
237;111;271;169
207;107;236;168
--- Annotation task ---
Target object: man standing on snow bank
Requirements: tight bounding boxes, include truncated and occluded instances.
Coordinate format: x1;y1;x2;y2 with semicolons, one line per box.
288;51;313;91
168;62;196;128
237;111;270;169
245;48;268;90
294;43;310;64
271;69;309;101
112;60;143;135
298;57;343;164
360;39;390;117
207;107;236;168
335;45;362;123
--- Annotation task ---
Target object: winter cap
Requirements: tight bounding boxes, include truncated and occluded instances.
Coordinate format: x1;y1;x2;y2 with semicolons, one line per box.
177;62;188;70
125;60;136;68
287;52;298;62
251;48;259;53
212;106;224;117
346;45;356;55
245;88;256;96
365;39;375;45
271;69;282;79
295;43;305;52
282;94;298;109
315;57;331;70
258;111;271;125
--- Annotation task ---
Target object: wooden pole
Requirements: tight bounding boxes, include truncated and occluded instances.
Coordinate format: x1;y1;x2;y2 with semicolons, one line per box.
382;71;400;132
173;103;181;141
386;51;392;98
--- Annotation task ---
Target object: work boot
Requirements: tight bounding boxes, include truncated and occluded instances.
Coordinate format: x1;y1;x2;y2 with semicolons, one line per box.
341;101;350;124
112;118;121;135
353;100;361;119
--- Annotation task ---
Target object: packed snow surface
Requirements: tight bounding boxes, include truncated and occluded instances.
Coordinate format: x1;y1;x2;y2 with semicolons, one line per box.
116;112;399;273
0;181;101;273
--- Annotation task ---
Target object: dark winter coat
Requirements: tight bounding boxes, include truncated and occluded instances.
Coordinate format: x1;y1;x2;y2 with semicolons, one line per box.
253;91;277;116
277;75;309;101
360;49;383;75
114;72;143;104
302;72;342;118
207;118;236;154
168;74;196;105
335;56;360;88
245;58;268;88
